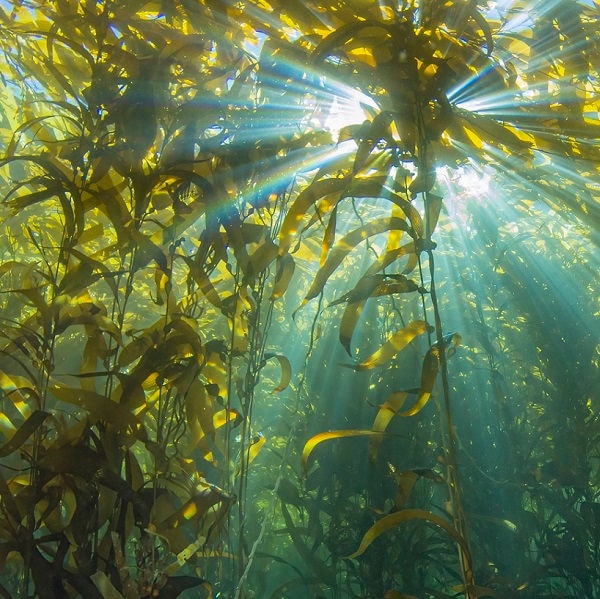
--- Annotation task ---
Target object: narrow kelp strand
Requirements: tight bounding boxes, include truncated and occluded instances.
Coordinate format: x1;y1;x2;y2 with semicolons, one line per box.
426;246;476;599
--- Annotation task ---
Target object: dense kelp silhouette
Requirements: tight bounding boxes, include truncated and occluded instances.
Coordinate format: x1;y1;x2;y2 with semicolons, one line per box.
0;1;599;598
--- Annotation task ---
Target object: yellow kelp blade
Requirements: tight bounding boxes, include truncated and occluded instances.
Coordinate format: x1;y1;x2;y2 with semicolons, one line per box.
302;430;382;472
368;392;408;461
399;332;462;417
270;254;295;300
398;362;438;417
354;320;430;370
264;353;292;393
346;508;470;560
339;299;366;356
246;433;266;466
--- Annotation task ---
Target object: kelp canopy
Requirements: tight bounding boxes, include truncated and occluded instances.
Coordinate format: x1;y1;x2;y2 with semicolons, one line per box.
0;0;598;598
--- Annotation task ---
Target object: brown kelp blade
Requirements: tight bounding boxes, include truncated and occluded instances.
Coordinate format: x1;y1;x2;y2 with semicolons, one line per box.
346;508;471;560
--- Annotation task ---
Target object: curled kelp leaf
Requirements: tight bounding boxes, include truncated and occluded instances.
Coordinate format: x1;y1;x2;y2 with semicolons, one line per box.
302;429;382;472
346;508;470;560
279;177;349;255
263;353;292;393
270;253;295;300
398;332;462;417
334;274;422;355
348;320;430;370
300;217;411;309
368;392;408;461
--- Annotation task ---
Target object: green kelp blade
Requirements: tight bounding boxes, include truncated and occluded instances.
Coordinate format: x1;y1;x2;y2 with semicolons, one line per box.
353;320;430;370
346;508;470;559
368;392;408;461
302;429;382;472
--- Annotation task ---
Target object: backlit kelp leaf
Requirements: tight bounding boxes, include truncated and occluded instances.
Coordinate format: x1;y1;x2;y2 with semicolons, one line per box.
333;274;421;307
0;372;40;412
0;155;83;238
270;253;295;300
156;483;234;553
301;217;412;307
302;429;383;472
0;410;50;458
398;332;461;417
185;379;214;449
346;508;470;560
330;274;387;307
425;193;443;237
350;320;430;371
245;238;279;287
334;274;419;355
279;177;349;254
264;353;292;393
245;433;266;466
50;384;147;442
311;19;392;64
368;392;408;461
320;204;338;267
339;299;366;356
453;109;534;159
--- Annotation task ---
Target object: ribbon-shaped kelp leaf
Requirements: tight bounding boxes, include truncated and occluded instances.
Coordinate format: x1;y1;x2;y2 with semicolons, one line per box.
0;410;50;458
280;501;337;587
424;193;443;238
333;274;422;355
299;217;411;310
50;384;148;443
302;429;384;472
279;177;349;255
263;353;292;393
346;508;470;560
183;256;222;309
270;253;295;300
398;332;462;417
320;204;338;267
348;320;430;371
368;392;408;461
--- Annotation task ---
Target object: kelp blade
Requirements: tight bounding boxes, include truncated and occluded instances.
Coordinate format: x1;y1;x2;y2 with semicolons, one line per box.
346;508;470;559
354;320;430;370
302;429;382;472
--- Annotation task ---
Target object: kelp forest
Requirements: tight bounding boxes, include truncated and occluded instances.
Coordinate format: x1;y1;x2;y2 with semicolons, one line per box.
0;0;598;597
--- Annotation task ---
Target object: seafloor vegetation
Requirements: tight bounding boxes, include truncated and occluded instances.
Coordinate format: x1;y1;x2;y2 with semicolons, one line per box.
0;1;598;597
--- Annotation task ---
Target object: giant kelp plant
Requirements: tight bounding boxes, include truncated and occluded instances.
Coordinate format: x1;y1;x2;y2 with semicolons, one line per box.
0;1;598;598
